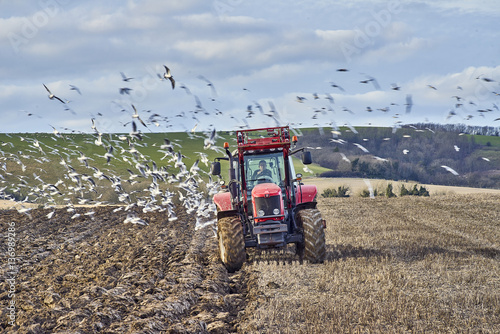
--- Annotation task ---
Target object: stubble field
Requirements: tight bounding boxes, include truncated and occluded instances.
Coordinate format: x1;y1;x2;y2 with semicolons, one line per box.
240;193;500;333
1;190;499;333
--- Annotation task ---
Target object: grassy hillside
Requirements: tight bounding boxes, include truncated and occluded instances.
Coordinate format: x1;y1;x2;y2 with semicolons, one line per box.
471;134;500;147
0;130;331;204
2;123;498;206
296;125;500;189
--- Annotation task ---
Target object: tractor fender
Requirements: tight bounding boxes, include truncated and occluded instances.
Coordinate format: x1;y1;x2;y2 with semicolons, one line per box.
217;209;240;220
295;184;317;204
295;201;317;211
213;192;233;212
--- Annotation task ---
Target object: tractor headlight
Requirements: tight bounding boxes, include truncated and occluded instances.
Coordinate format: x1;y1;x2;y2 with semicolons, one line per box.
257;209;265;217
273;208;280;215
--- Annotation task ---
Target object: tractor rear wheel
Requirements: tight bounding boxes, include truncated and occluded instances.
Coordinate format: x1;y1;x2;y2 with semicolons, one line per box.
217;216;246;272
296;209;325;263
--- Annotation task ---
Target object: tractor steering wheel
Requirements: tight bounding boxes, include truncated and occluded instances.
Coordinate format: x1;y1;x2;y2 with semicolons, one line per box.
256;175;274;184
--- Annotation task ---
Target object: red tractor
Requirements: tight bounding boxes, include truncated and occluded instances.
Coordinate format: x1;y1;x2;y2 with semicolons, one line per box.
211;126;326;272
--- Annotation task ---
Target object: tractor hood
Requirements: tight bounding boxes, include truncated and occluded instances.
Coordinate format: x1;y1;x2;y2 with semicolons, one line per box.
252;183;283;219
252;183;281;198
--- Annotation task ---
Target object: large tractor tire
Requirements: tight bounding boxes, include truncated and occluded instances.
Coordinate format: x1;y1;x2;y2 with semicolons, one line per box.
217;216;246;272
296;209;326;263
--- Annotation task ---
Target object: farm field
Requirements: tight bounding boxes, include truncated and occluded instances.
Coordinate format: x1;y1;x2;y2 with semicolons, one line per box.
1;192;499;333
303;177;500;196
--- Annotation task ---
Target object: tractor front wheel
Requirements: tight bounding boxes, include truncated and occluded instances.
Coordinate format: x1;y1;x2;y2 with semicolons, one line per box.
217;216;246;272
296;209;326;263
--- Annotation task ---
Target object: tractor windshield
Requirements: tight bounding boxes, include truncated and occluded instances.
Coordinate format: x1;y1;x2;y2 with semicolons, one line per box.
244;152;285;189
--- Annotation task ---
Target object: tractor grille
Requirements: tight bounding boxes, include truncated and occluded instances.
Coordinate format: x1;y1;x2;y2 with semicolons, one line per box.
254;195;281;217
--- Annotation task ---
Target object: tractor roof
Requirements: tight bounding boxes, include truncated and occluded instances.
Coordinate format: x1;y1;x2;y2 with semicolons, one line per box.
236;126;291;152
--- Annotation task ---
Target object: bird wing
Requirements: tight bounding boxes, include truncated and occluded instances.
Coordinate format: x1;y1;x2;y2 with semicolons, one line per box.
164;65;170;76
405;94;413;114
441;165;459;175
54;96;65;103
353;143;369;153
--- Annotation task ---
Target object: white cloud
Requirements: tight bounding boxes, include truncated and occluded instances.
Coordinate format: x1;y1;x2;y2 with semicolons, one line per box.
315;29;356;42
173;34;272;62
128;0;207;15
177;12;267;27
0;0;499;133
361;37;430;63
420;0;500;15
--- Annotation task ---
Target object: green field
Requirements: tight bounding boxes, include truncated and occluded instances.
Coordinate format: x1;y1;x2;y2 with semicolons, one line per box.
0;131;331;204
470;134;500;147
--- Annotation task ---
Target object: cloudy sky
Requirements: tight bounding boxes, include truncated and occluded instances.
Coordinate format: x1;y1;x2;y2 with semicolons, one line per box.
1;0;499;134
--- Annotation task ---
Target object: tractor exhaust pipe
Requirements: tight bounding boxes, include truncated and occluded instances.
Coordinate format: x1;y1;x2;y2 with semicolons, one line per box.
225;143;238;205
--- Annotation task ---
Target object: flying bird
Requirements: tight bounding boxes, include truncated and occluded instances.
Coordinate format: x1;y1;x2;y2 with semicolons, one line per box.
179;83;191;95
43;84;65;103
359;74;380;90
405;94;413;114
120;72;133;82
69;85;81;95
131;104;147;128
159;65;175;89
197;75;217;99
119;87;132;95
204;128;217;149
103;145;114;163
329;82;345;92
324;93;334;104
441;165;459;176
391;83;401;91
124;213;148;225
476;75;495;82
363;179;375;199
339;152;350;163
353;143;369;153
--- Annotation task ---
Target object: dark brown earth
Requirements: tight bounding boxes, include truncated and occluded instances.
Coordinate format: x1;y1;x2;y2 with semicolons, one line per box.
0;206;249;333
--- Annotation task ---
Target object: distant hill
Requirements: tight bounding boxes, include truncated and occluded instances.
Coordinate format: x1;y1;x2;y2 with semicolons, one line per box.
294;123;500;189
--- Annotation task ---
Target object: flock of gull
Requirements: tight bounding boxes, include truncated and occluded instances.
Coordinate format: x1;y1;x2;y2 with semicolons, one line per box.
3;64;248;229
31;64;500;137
1;98;224;229
2;65;499;225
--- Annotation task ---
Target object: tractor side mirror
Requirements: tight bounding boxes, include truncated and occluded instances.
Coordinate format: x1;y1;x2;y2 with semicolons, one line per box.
211;161;221;175
302;151;312;165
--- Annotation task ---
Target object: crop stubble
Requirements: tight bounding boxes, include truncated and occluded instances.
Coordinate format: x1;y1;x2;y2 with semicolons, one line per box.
239;194;500;333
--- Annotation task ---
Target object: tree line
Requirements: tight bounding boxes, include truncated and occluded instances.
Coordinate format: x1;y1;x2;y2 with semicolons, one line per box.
297;123;500;188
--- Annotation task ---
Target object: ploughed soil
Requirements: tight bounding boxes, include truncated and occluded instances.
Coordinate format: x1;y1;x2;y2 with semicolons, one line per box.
0;206;250;333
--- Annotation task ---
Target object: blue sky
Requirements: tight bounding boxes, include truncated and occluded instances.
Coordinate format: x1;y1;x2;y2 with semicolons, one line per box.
1;0;499;134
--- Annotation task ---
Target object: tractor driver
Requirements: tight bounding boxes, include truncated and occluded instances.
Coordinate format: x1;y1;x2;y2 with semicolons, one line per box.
252;160;273;181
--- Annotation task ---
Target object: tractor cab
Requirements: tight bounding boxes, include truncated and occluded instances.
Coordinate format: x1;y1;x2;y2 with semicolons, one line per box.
244;153;284;189
243;151;286;218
